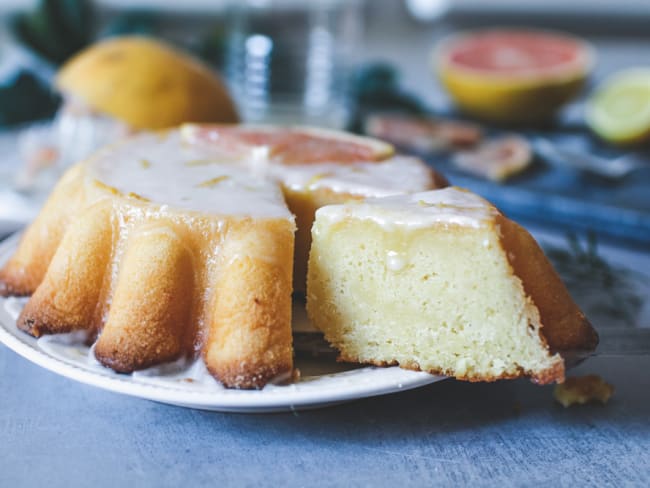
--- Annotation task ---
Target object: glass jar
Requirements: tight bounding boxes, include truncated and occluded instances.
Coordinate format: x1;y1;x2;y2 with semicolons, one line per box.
225;0;363;129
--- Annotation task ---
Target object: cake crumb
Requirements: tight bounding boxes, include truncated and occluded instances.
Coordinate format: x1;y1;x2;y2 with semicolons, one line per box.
554;375;614;408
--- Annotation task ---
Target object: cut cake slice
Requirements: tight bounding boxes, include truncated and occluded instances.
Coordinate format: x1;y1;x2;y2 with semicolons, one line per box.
307;187;598;384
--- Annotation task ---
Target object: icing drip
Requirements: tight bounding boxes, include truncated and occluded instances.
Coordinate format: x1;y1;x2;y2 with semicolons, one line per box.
314;187;498;230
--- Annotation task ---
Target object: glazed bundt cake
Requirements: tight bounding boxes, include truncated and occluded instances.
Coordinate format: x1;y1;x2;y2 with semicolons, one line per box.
307;187;598;384
0;125;445;388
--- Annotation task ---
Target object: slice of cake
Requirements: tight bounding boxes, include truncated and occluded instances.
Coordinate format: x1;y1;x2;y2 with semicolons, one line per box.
307;187;598;384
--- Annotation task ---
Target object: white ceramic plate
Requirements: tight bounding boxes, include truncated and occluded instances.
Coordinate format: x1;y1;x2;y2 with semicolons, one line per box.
0;234;444;412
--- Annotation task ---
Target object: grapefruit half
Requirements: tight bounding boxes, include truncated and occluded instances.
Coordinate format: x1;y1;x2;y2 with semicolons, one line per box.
435;29;594;124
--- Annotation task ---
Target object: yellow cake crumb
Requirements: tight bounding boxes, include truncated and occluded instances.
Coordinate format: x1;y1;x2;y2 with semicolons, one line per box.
554;375;614;407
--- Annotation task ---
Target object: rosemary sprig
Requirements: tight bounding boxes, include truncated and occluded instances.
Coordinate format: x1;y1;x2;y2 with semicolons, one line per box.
543;233;647;328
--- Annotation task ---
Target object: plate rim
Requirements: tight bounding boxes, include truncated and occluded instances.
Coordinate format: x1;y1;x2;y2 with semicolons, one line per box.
0;233;444;412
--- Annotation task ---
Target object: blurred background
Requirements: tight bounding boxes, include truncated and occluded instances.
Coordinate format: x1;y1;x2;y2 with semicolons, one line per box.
0;0;648;327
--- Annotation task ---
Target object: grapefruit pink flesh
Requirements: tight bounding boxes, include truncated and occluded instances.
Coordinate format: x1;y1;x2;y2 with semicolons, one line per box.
183;125;392;165
448;32;583;76
436;29;593;123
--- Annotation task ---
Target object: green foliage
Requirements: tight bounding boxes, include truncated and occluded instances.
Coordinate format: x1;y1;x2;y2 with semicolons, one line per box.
191;26;228;70
0;71;61;127
102;11;159;37
12;0;94;65
348;63;429;132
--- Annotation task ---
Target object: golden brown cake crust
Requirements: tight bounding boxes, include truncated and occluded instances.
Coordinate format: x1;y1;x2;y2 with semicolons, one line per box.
1;162;296;389
336;351;565;385
93;221;197;373
17;202;115;338
496;215;599;355
202;220;295;389
0;165;86;297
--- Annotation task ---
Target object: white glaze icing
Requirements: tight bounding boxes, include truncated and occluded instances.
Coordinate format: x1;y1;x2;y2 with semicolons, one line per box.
86;131;292;219
275;156;433;197
180;123;432;197
86;127;433;218
314;187;498;230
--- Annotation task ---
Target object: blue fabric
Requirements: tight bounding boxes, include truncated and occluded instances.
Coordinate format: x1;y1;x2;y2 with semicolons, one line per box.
424;128;650;247
2;346;649;487
450;172;650;245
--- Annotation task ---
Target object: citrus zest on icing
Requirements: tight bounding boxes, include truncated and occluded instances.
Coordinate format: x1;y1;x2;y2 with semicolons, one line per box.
196;175;230;188
94;179;122;196
306;172;334;188
127;192;150;202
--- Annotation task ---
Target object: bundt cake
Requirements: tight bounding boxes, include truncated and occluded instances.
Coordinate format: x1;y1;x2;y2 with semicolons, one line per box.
0;125;446;388
307;187;598;384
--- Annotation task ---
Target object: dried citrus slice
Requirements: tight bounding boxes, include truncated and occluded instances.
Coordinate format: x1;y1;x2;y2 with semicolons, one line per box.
181;124;394;165
453;135;532;181
585;68;650;145
435;29;594;124
365;114;482;152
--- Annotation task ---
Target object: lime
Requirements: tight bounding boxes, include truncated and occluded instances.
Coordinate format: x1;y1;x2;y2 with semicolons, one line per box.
586;68;650;145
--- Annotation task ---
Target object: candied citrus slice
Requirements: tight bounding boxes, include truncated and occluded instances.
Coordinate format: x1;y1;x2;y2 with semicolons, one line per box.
586;68;650;145
365;114;482;152
453;135;532;181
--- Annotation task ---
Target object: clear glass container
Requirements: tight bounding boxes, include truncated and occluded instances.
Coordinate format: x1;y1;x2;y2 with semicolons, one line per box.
225;0;363;129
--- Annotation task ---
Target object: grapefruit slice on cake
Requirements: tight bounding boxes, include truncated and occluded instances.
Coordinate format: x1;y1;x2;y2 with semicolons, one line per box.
181;125;394;164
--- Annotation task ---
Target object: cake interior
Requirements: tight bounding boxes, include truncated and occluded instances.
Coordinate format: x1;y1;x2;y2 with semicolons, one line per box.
308;215;563;382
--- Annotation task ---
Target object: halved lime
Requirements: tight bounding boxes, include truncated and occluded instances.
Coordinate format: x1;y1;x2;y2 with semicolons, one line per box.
586;68;650;145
